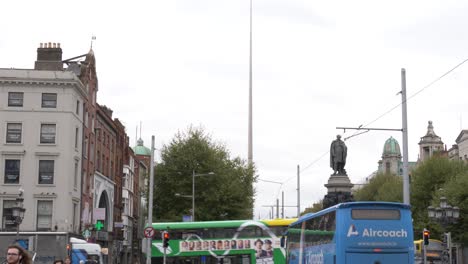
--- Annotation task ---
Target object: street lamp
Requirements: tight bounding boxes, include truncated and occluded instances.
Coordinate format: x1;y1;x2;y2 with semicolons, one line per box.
427;196;460;264
191;171;215;221
11;189;26;242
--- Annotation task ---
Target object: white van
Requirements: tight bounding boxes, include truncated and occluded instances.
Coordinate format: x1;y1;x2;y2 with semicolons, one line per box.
70;238;104;264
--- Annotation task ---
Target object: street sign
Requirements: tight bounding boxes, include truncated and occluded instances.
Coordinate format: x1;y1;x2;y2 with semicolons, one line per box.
95;220;104;231
82;229;91;239
144;227;155;238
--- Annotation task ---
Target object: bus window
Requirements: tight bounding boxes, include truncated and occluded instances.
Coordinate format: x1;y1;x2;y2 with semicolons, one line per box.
351;209;400;220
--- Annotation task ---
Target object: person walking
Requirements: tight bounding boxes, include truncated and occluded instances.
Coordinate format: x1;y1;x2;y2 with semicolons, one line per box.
5;245;32;264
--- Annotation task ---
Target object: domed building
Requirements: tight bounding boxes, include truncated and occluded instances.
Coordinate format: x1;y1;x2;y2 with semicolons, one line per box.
133;138;151;156
378;137;403;175
133;137;152;167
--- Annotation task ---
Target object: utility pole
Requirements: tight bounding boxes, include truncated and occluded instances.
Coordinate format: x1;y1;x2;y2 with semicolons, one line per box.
297;165;300;217
146;136;155;264
336;67;411;205
401;68;410;205
281;191;284;218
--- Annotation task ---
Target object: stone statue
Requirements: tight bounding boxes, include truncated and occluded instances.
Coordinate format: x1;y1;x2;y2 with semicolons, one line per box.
330;135;347;175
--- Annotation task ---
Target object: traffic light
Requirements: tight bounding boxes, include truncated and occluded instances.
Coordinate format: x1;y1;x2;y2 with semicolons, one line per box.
163;231;170;248
423;229;430;245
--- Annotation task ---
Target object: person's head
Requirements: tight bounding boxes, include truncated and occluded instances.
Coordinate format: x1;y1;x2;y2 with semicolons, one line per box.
6;245;30;264
244;240;251;248
255;239;264;249
264;239;272;249
336;135;341;140
237;240;244;249
231;240;236;248
64;257;71;264
54;260;64;264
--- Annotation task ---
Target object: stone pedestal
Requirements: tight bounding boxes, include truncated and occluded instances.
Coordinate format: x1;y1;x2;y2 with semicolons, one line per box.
323;174;354;209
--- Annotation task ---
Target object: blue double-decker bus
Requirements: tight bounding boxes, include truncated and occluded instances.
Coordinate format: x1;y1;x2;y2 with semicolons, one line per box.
285;202;414;264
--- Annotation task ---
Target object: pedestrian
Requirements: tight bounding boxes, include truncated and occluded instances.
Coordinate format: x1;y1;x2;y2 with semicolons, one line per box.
5;244;32;264
53;260;64;264
64;257;71;264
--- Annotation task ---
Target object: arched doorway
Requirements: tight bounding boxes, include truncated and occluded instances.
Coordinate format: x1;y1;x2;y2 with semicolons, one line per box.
98;191;109;229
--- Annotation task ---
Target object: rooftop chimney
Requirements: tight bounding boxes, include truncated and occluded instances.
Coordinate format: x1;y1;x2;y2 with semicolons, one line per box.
34;42;63;70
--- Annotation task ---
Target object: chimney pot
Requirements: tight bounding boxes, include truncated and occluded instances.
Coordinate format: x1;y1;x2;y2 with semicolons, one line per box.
40;43;43;48
35;41;63;70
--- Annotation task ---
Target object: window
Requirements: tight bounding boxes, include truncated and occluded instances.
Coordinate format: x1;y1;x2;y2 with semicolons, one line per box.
6;123;22;143
4;159;20;184
40;124;56;144
351;209;400;220
8;92;23;107
75;127;79;149
74;161;78;188
38;160;54;184
96;151;100;172
84;137;88;158
37;200;53;231
2;200;17;231
41;93;57;108
72;202;78;232
76;100;80;115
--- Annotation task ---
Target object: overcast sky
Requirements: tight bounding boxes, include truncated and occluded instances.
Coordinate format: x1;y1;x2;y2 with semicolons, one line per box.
3;0;468;219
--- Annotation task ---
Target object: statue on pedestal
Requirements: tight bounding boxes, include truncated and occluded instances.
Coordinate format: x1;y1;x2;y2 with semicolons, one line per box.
330;135;347;176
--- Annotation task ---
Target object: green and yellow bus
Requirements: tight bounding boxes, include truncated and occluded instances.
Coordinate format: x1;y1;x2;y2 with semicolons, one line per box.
149;218;296;264
414;239;444;263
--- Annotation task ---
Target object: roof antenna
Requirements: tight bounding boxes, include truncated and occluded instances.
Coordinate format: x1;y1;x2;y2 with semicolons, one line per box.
135;125;138;146
90;35;96;49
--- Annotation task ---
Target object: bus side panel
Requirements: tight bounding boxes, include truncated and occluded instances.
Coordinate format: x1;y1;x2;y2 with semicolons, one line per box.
346;252;409;263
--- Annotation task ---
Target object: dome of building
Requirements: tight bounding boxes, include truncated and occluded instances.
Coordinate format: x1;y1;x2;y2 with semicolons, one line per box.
133;138;151;156
382;137;401;157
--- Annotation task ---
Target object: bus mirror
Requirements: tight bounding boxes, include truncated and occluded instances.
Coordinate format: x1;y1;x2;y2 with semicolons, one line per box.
280;236;285;248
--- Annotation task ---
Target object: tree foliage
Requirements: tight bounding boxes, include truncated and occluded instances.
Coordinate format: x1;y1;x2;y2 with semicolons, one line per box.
302;201;323;215
410;156;465;240
153;126;256;222
442;169;468;244
353;173;403;202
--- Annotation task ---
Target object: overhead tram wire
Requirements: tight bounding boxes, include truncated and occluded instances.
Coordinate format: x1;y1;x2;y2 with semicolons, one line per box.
294;57;468;177
257;178;284;200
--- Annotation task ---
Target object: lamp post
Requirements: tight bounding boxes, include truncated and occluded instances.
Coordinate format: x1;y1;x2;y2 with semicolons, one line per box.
11;189;26;242
428;196;460;264
191;171;215;222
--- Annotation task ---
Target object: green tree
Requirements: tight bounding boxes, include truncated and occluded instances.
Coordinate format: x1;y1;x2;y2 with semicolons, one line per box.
353;173;402;202
442;169;468;244
410;156;466;236
153;126;256;221
302;201;323;215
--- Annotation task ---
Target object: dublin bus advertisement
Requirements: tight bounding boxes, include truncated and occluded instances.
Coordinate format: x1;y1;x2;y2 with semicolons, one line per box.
148;218;296;264
285;202;414;264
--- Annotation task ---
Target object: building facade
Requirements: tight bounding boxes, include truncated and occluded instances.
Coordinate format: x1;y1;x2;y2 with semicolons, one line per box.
0;43;144;264
0;43;86;261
